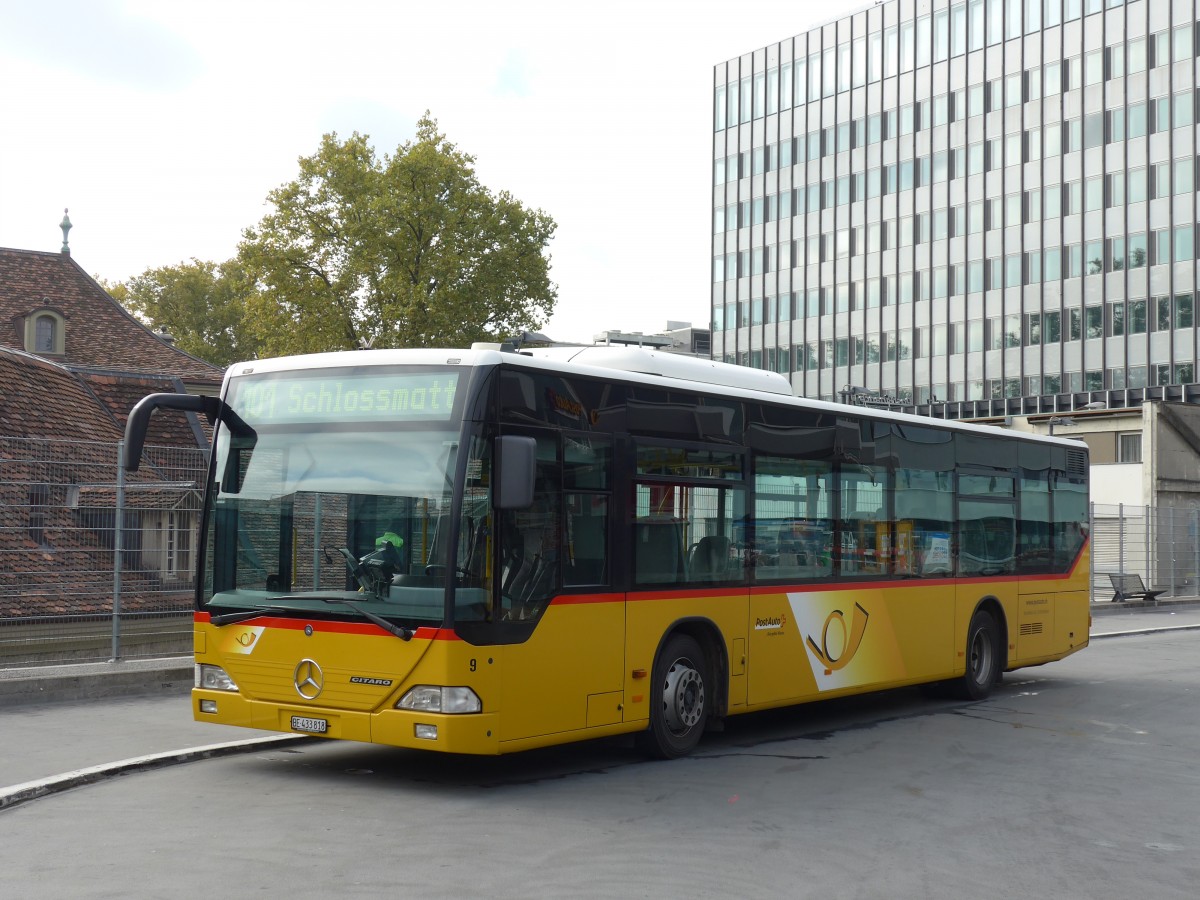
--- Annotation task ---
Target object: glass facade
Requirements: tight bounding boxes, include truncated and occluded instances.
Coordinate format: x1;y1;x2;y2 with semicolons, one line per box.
712;0;1200;416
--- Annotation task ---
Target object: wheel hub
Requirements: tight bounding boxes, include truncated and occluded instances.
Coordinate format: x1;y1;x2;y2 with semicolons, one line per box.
663;658;704;733
969;630;993;684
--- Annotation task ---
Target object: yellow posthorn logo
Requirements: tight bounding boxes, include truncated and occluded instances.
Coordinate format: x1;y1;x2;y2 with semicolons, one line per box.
221;625;264;655
806;603;870;673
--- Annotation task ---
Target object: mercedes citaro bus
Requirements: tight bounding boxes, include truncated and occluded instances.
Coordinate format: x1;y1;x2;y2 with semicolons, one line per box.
123;345;1089;758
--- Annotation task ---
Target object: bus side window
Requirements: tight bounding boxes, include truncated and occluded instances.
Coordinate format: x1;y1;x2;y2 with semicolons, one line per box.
499;492;560;620
634;518;687;584
564;434;611;587
498;434;561;621
565;495;608;586
688;534;731;581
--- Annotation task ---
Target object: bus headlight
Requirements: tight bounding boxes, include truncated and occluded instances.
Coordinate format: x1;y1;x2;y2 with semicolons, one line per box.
396;685;481;714
196;664;239;692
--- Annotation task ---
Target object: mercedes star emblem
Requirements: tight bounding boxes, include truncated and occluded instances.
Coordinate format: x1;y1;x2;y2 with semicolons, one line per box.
293;658;324;700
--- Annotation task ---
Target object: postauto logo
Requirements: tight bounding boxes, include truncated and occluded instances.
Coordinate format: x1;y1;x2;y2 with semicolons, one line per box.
805;602;870;674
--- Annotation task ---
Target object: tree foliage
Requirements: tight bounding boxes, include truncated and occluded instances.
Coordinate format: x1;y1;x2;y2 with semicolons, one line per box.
116;259;258;367
238;114;558;356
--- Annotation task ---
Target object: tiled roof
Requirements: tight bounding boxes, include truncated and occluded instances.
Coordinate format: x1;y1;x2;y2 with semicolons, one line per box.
0;246;224;383
0;347;125;444
78;372;210;449
0;347;205;447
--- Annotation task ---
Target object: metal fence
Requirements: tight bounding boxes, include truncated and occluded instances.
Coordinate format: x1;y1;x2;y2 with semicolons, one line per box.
1;437;207;669
1;436;1193;668
1090;502;1200;603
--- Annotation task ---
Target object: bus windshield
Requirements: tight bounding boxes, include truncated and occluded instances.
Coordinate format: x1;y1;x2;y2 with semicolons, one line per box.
201;366;485;627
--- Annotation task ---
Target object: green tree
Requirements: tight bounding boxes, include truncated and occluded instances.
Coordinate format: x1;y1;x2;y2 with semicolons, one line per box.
116;259;257;367
239;114;557;357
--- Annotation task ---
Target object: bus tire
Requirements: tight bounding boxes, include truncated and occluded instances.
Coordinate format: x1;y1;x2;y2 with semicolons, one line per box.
638;634;709;759
953;609;1001;701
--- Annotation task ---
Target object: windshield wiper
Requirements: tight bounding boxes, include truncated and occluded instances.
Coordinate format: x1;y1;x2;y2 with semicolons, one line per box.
319;597;414;641
210;606;292;626
209;597;414;640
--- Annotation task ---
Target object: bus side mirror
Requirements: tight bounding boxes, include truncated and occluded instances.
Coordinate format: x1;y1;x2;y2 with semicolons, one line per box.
494;435;536;509
123;393;254;472
124;393;221;472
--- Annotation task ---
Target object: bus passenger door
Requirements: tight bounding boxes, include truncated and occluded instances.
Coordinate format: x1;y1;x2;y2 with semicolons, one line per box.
496;451;624;743
955;477;1019;672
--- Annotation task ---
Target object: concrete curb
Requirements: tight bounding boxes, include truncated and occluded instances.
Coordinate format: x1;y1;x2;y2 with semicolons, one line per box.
1090;623;1200;639
0;658;193;707
0;734;311;813
1089;598;1200;616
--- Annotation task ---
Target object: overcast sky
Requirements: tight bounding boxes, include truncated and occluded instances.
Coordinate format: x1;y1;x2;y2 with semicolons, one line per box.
0;0;858;344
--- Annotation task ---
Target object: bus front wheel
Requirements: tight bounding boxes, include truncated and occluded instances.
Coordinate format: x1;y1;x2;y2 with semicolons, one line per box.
953;609;1002;701
638;634;709;759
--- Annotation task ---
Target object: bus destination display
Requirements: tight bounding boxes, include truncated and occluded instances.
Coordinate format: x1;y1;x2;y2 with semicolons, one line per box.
231;371;460;424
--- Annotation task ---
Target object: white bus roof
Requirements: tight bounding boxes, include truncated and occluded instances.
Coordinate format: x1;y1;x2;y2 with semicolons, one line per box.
225;347;1084;449
518;346;794;395
227;346;792;395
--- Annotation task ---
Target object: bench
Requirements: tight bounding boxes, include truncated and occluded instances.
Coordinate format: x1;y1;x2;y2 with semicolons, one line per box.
1108;573;1166;603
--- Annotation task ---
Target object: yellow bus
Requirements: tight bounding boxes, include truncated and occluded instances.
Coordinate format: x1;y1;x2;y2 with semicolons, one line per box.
124;346;1090;758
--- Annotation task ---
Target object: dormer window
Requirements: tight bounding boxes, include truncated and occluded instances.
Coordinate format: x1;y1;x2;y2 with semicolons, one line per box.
23;306;66;355
35;315;56;352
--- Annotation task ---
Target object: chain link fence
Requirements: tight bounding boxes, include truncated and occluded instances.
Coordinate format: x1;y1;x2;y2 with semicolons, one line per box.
1090;503;1200;603
1;437;207;668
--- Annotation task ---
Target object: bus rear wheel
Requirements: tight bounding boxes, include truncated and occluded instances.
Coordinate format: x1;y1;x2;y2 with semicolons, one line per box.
638;634;708;759
953;609;1002;701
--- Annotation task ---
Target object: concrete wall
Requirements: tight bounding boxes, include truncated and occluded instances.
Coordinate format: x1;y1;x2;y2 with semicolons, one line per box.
1150;403;1200;515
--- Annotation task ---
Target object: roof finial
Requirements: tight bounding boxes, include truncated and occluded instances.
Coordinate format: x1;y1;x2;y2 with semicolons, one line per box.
60;208;73;256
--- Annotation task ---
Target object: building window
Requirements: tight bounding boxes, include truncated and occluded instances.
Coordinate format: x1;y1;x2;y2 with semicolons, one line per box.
166;510;194;577
1043;310;1061;343
28;484;50;547
1176;294;1194;328
1118;434;1142;464
35;316;56;352
1176;225;1196;263
23;309;66;355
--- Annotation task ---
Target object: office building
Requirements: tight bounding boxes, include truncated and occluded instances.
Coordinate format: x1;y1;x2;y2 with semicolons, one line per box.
712;0;1200;417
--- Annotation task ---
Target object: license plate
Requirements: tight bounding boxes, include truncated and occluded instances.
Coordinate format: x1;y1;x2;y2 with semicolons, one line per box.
290;715;328;734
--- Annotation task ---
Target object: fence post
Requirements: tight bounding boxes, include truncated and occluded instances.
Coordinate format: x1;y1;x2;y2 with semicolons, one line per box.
1144;503;1151;587
1167;506;1175;596
313;494;323;589
112;441;125;661
1118;503;1125;576
1089;501;1095;604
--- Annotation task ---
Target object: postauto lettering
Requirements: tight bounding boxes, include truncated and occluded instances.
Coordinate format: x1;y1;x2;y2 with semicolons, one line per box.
234;372;460;424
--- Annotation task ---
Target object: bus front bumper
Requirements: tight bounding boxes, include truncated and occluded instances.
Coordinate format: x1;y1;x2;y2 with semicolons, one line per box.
192;689;502;754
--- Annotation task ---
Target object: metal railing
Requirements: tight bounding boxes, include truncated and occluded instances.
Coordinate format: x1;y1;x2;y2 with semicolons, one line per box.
1090;502;1199;603
2;435;1192;668
1;437;206;668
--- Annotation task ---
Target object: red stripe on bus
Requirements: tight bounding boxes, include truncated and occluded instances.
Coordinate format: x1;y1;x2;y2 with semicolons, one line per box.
550;593;624;605
629;588;751;602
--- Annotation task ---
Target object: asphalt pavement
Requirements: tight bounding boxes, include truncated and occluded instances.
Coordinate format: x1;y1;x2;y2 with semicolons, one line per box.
2;600;1198;811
